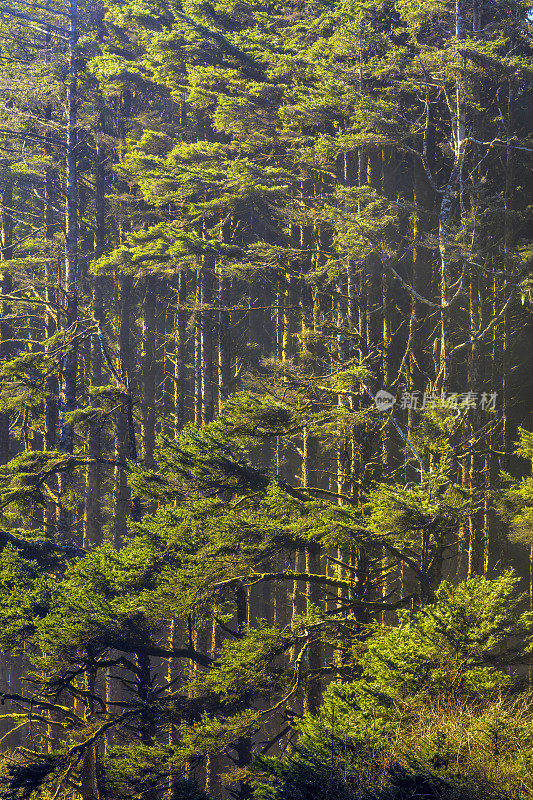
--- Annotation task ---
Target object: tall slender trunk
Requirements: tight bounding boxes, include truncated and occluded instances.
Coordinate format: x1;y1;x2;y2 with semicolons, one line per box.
194;270;202;426
466;266;484;577
275;278;282;361
336;270;350;502
235;583;252;798
57;0;79;538
44;78;59;459
79;668;101;800
162;282;176;436
205;613;223;796
438;0;466;391
167;619;179;799
113;275;137;547
0;173;14;753
0;171;13;465
137;651;154;747
85;131;106;547
142;277;157;467
218;269;231;412
201;266;214;423
42;62;60;535
174;271;187;433
406;159;424;476
282;272;291;364
304;544;321;712
473;0;482;31
502;81;513;468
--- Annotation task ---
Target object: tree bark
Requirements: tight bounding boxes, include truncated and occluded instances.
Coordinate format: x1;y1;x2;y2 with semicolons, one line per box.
218;269;231;412
113;275;136;547
201;265;214;424
85;130;106;547
194;270;202;426
0;170;13;465
142;277;157;467
437;0;466;392
174;271;187;433
57;0;79;539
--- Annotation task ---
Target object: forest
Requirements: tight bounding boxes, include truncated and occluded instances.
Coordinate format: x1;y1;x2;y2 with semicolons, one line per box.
0;0;532;796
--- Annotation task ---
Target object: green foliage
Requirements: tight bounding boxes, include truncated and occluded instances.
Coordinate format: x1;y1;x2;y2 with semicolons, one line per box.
358;574;530;702
0;753;63;800
104;743;177;799
191;623;293;702
499;429;533;545
0;452;72;517
0;546;54;651
254;575;533;800
0;0;532;795
363;465;469;600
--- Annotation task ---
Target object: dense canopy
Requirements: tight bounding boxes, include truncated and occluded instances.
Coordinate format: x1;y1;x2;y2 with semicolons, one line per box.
0;0;532;796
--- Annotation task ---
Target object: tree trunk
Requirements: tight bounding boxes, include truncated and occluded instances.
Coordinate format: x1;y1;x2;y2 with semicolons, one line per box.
194;270;202;426
438;0;466;392
218;269;231;412
85;132;106;547
304;543;321;713
79;668;101;800
137;650;154;747
466;267;484;577
0;170;13;465
113;275;134;547
142;277;157;467
235;583;252;797
42;72;60;535
201;265;214;423
174;271;187;434
57;0;79;538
